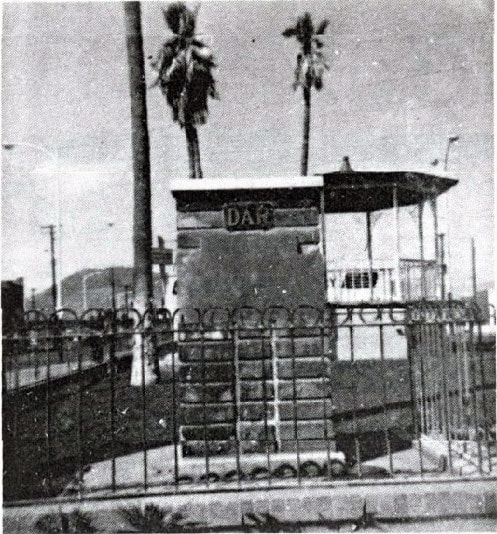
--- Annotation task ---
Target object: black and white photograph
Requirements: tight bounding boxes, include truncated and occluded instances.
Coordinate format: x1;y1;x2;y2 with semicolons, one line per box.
1;0;495;532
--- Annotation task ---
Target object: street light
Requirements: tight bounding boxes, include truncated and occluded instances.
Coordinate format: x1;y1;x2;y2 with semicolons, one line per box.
441;135;459;297
444;135;460;171
2;141;63;309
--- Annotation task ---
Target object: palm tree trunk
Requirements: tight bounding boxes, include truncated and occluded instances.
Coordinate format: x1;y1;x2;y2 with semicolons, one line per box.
185;123;196;179
191;125;203;179
124;1;156;386
301;86;311;176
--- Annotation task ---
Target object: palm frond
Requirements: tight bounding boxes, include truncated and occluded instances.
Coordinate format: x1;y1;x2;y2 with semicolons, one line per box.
192;2;201;20
120;504;187;533
36;510;98;534
282;26;298;38
163;2;196;38
313;50;328;65
163;4;185;34
191;45;216;67
316;19;330;35
182;7;196;38
313;73;323;90
296;12;314;39
313;37;325;49
292;53;303;89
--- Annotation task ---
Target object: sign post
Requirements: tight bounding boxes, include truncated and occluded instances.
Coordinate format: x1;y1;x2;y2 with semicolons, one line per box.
152;236;173;307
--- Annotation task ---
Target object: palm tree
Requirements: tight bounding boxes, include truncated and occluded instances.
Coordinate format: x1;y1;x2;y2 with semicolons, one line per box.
282;13;329;176
124;1;156;386
150;2;218;179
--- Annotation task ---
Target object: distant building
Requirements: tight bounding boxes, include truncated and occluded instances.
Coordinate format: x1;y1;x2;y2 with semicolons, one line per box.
1;278;24;333
462;287;494;324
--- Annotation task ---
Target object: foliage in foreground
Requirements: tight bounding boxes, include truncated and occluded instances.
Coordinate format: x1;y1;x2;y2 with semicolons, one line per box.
119;503;199;533
243;501;384;532
35;509;98;533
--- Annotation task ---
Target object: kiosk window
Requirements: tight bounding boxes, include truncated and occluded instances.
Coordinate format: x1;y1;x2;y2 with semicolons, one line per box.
342;271;378;289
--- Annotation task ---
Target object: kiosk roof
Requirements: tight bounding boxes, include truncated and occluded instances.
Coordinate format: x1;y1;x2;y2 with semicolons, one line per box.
170;176;323;192
321;171;458;213
170;172;458;213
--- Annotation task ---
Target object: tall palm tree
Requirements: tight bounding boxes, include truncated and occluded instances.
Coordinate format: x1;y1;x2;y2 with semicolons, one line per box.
150;2;218;179
282;13;329;176
124;1;156;386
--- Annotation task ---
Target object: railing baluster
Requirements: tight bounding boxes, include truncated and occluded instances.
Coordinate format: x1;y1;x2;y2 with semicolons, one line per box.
13;340;21;498
290;316;301;484
352;382;362;478
438;317;453;474
417;322;428;435
109;313;117;492
407;319;424;476
231;320;242;487
261;321;271;485
200;319;210;488
171;317;179;490
475;320;492;473
320;312;333;480
349;322;355;363
77;329;84;496
467;320;483;474
379;319;393;474
45;327;52;496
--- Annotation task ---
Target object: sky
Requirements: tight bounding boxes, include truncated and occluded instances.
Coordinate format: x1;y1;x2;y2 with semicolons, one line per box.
1;0;494;297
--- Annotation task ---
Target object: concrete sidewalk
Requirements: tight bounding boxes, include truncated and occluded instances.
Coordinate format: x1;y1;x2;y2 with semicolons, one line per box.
3;477;496;533
4;349;131;390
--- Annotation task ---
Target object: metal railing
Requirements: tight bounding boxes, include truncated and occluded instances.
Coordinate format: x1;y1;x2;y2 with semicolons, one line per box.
327;259;441;303
2;302;495;503
400;259;440;301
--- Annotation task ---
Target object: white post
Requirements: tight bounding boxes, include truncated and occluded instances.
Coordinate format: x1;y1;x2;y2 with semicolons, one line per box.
430;197;440;298
418;201;425;298
444;191;452;296
366;211;374;301
393;185;401;300
320;188;328;300
431;197;439;260
83;275;88;310
56;156;62;310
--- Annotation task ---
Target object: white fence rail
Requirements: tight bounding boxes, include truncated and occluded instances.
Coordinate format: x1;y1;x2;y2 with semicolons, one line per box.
327;259;441;303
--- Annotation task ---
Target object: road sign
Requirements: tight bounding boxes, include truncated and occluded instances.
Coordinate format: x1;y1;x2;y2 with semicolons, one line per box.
151;248;173;265
224;202;274;231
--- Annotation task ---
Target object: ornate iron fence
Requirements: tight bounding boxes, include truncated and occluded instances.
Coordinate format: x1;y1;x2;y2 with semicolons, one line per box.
2;302;495;503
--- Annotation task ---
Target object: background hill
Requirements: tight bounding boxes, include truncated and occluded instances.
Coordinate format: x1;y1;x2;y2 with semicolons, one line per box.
29;267;166;314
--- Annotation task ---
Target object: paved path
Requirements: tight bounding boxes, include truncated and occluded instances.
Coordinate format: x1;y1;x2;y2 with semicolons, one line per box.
4;349;131;390
70;439;488;497
3;477;496;533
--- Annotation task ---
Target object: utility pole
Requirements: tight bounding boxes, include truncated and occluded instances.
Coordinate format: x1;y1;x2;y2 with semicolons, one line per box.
439;233;446;300
444;135;460;171
31;288;36;309
471;237;477;303
41;225;57;310
110;267;116;310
